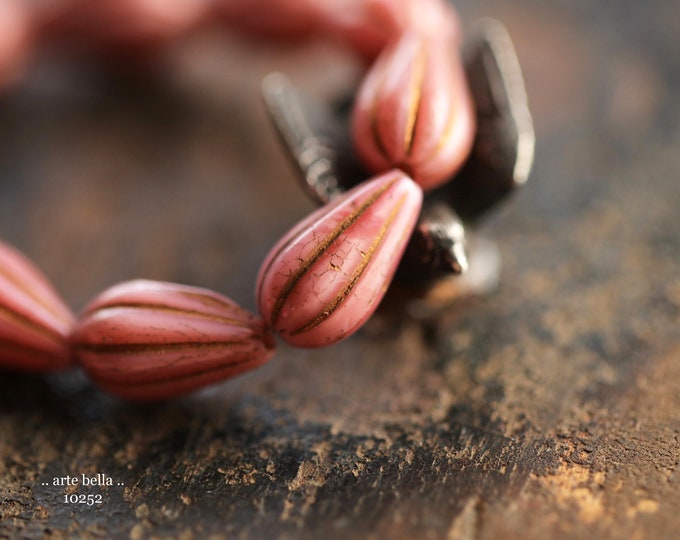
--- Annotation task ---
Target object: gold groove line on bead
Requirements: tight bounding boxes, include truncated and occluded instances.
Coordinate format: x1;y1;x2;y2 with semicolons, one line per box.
0;264;70;325
404;43;427;157
290;193;408;336
0;303;65;343
90;354;261;388
429;104;456;160
427;67;459;162
368;52;394;162
75;340;253;355
269;176;398;326
89;302;253;327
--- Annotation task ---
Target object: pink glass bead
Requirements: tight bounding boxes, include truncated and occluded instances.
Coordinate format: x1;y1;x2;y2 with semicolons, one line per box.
351;31;475;190
0;240;75;372
257;169;423;348
71;280;276;401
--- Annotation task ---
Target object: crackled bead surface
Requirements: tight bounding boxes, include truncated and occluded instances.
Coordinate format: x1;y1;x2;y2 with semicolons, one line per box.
71;280;276;401
352;31;475;190
0;240;75;371
257;169;423;348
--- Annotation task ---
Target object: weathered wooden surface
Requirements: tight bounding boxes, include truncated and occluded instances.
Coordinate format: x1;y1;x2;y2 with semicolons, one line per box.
2;1;680;538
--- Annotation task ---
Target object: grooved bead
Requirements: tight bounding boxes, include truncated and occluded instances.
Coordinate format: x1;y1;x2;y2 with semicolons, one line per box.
0;240;75;371
352;31;475;190
256;169;423;348
71;280;276;401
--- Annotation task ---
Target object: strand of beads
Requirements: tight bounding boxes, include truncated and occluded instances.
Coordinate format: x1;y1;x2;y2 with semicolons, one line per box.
0;0;474;399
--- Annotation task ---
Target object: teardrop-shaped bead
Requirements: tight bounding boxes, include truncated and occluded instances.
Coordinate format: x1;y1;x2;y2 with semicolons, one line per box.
351;31;475;190
0;240;75;371
257;169;423;348
71;280;276;401
213;0;317;41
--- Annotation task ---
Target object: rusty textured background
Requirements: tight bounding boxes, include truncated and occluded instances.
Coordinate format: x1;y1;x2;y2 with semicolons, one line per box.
1;0;680;538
